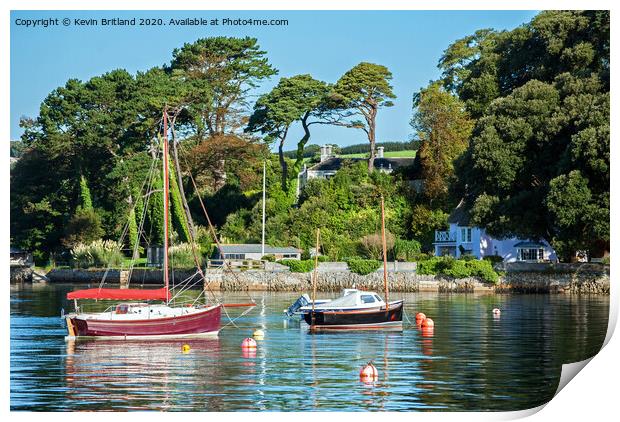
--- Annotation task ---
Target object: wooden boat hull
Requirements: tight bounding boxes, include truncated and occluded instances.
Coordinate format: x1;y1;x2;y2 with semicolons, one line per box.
304;301;404;332
66;305;222;340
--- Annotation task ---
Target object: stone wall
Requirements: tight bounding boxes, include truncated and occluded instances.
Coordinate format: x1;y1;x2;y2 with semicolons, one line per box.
44;264;609;294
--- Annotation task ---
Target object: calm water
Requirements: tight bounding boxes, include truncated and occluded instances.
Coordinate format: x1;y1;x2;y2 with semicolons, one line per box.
10;283;609;411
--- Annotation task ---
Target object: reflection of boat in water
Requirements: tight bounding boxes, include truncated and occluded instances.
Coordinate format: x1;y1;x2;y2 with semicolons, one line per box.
65;339;222;410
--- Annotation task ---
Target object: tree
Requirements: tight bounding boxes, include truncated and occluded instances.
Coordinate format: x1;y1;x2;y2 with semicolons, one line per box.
170;36;278;136
411;82;473;207
331;62;396;171
246;75;330;192
439;11;609;259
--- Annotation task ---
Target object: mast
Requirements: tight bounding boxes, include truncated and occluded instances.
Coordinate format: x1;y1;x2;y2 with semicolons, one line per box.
311;228;320;330
380;195;388;308
162;110;170;303
261;161;266;257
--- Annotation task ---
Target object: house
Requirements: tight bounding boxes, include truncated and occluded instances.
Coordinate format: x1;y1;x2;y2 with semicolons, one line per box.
297;144;416;196
214;244;301;261
433;200;557;262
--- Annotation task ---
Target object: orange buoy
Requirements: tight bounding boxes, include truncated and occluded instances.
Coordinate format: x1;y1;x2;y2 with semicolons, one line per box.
421;326;434;337
415;312;427;324
360;362;378;383
241;337;257;349
421;317;434;328
492;308;501;315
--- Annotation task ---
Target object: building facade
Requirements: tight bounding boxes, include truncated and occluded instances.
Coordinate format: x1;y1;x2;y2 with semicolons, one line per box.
433;201;557;262
215;244;301;261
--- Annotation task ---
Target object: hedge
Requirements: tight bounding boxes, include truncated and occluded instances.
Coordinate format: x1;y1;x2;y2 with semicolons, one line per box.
346;259;381;275
417;256;499;284
279;259;315;273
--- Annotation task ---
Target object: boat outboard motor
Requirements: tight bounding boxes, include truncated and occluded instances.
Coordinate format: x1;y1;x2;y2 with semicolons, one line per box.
285;294;310;317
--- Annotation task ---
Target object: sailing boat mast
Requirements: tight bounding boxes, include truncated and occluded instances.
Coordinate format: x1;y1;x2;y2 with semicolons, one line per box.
311;228;320;330
261;161;266;257
380;195;388;307
162;110;170;303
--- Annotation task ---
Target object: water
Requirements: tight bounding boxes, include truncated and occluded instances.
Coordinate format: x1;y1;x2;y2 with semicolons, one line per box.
10;283;609;411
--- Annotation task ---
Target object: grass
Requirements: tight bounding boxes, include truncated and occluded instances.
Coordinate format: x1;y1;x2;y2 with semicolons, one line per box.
339;150;417;159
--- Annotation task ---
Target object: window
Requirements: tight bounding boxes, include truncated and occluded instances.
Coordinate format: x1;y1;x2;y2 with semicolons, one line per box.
374;295;383;302
520;248;544;261
282;253;296;258
361;295;376;304
224;253;244;260
460;227;472;243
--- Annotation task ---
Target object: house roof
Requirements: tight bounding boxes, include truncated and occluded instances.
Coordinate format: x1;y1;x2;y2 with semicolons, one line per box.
219;244;301;254
514;241;546;248
447;199;471;226
309;157;416;172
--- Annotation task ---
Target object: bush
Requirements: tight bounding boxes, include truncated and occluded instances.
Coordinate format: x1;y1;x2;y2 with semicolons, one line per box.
168;243;201;269
279;259;315;273
360;232;395;260
466;260;499;284
416;256;499;284
72;239;123;269
394;239;422;261
483;255;504;264
460;254;477;261
261;254;276;262
346;259;381;275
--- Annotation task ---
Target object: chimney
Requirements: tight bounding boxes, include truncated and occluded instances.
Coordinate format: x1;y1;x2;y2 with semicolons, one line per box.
377;146;384;158
320;144;332;162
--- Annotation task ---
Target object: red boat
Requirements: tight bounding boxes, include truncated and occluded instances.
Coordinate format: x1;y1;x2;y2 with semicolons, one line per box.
65;110;231;340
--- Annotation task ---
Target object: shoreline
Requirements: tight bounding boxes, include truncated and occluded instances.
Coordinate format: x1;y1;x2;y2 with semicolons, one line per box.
13;263;609;295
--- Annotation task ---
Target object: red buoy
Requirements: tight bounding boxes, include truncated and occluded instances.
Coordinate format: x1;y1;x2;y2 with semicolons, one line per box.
421;326;434;337
241;337;257;349
415;312;427;324
421;317;434;328
359;362;378;383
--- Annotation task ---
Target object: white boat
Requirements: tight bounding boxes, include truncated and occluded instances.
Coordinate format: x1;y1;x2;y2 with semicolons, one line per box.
285;288;374;317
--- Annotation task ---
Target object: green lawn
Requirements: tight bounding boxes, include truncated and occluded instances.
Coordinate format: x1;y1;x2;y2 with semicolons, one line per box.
339;150;417;159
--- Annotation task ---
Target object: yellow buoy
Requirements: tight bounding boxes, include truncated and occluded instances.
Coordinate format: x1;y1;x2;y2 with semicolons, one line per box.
181;344;191;353
253;329;265;340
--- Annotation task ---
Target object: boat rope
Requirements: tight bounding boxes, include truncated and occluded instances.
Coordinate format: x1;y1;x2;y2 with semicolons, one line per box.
220;304;255;330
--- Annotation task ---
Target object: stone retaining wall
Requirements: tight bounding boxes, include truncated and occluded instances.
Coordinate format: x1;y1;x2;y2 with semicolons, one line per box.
44;265;609;294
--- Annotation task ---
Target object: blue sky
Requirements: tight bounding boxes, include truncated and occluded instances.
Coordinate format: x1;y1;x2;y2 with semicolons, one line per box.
10;10;538;150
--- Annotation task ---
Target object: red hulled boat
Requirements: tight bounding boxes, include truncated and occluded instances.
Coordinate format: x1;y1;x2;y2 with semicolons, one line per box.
65;110;225;340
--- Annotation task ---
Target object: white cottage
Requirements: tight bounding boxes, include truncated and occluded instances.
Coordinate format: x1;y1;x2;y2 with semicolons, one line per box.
433;200;557;262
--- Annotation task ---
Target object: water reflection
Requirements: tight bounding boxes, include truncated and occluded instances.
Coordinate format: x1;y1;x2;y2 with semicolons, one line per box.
10;285;610;411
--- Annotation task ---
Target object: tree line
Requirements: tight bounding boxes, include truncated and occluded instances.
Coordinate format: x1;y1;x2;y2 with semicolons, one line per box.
10;10;609;265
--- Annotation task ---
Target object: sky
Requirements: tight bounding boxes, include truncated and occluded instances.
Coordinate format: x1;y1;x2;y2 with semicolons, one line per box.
10;10;538;151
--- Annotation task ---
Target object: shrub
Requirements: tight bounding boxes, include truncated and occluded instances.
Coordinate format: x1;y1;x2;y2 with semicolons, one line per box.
360;232;395;260
416;256;499;284
261;254;276;262
483;255;504;264
346;259;381;275
601;256;610;265
168;243;201;269
460;254;477;261
394;239;422;261
466;260;499;284
72;239;123;269
279;259;315;273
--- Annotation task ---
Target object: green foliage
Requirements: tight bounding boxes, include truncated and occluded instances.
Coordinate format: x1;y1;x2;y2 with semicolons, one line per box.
332;62;396;170
127;207;140;257
411;82;473;205
62;208;104;248
71;240;124;269
261;254;276;262
416;256;499;284
440;11;609;259
359;231;395;260
168;243;201;269
279;259;315;273
78;175;93;211
410;205;449;252
168;160;190;242
394;239;422;261
346;259;381;275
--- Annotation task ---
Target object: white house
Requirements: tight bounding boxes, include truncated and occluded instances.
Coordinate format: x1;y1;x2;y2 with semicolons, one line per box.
215;244;301;261
433;200;557;262
296;144;415;197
